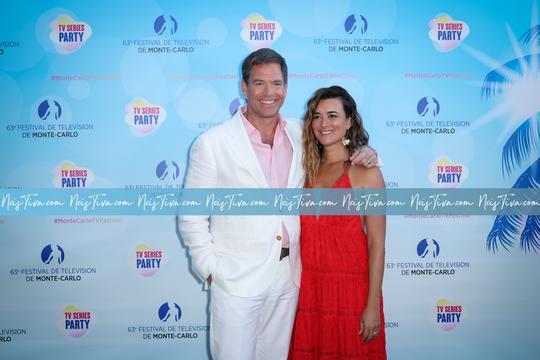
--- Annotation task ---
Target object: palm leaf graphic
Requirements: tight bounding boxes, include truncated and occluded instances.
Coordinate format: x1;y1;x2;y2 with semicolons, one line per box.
487;214;524;252
484;26;540;253
487;158;540;252
520;24;540;44
482;24;539;99
481;54;536;100
502;116;540;176
520;215;540;253
513;157;540;188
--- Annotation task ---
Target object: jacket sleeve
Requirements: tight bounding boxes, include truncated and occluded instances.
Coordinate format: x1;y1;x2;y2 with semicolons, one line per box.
179;134;218;282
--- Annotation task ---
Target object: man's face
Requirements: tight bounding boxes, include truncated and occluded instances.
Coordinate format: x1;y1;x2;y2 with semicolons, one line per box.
241;63;287;123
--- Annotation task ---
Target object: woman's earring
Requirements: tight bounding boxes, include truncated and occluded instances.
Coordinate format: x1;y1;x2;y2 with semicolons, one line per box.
342;127;351;146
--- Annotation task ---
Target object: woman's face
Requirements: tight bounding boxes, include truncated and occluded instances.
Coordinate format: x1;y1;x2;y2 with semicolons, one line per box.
311;97;351;147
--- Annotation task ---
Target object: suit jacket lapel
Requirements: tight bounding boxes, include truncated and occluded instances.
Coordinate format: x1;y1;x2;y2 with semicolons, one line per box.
285;123;302;188
226;113;269;188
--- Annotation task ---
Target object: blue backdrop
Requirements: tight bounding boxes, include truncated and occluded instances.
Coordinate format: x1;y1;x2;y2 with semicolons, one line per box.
1;1;539;359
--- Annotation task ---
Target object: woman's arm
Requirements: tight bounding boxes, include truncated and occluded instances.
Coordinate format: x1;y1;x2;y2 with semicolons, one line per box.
349;166;386;342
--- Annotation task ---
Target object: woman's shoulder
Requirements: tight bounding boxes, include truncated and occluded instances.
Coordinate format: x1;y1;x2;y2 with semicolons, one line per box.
348;164;385;189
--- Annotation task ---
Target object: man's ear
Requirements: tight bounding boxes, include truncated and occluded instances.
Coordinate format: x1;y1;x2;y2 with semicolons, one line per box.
241;80;247;98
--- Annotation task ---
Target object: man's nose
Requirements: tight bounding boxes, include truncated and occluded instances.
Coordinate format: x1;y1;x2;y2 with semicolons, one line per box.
263;83;272;96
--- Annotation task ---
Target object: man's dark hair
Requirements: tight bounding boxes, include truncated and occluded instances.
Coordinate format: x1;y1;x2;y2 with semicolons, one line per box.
241;48;288;84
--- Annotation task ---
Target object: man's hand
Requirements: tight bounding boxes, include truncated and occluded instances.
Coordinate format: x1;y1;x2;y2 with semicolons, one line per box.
350;145;378;168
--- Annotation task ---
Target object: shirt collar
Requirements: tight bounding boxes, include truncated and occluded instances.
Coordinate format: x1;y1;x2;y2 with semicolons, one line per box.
239;105;287;138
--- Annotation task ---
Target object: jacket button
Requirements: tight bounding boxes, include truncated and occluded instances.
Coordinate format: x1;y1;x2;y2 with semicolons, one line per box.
276;235;282;241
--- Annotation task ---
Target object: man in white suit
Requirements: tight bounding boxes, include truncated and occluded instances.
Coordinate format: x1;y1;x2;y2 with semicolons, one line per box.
180;48;377;360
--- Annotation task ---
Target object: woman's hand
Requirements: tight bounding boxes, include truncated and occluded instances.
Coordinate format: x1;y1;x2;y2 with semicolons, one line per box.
359;305;381;343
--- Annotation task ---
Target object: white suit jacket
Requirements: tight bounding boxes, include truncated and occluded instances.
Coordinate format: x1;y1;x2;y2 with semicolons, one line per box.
179;111;304;297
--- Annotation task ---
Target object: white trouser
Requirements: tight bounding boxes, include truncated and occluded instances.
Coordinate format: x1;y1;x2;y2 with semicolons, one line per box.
209;258;299;360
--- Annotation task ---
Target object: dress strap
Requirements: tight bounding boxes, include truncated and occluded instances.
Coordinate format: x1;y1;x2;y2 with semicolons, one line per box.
342;160;352;178
333;160;352;188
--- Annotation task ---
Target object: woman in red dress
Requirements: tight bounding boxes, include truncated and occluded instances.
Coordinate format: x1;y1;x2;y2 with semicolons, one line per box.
290;86;387;359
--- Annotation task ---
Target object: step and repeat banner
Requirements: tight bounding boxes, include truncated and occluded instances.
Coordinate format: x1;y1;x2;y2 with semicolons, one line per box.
1;1;539;359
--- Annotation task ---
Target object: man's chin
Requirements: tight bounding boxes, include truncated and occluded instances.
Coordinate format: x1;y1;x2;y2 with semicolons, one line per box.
257;111;280;119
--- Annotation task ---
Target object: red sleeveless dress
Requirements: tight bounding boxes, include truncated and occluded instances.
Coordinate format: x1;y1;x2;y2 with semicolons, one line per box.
290;171;386;359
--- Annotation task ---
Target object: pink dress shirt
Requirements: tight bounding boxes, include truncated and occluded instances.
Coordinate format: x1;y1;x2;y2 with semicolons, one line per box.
240;107;292;247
